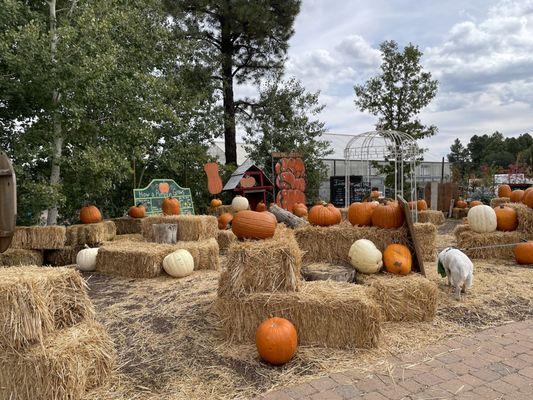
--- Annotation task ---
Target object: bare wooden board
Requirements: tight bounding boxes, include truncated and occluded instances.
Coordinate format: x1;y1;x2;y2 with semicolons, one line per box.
397;195;426;276
0;152;16;253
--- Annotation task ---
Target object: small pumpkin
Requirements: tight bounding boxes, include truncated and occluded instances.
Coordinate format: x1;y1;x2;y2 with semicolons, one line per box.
416;199;428;211
76;248;99;272
469;200;483;208
231;195;249;212
163;249;194;278
308;203;341;226
383;244;412;275
128;203;146;219
524;189;533;208
159;182;170;193
211;198;222;207
218;213;233;229
255;201;268;212
494;205;518;231
292;203;308;217
467;204;497;233
371;201;404;229
510;190;524;203
255;317;297;365
349;239;382;274
498;184;512;198
162;197;180;215
371;190;381;199
232;210;277;239
80;205;102;224
456;199;467;209
513;242;533;265
348;202;378;226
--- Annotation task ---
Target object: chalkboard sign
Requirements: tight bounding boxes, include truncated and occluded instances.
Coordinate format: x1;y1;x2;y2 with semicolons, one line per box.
133;179;195;215
330;176;370;207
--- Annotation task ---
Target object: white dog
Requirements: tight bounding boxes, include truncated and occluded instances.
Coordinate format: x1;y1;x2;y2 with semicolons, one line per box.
437;247;473;301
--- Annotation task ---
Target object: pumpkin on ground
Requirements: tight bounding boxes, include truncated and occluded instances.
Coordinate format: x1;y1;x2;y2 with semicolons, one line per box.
513;242;533;265
467;205;497;233
162;197;180;215
308;203;341;226
163;249;194;278
255;201;268;212
211;198;222;207
256;317;298;365
348;201;378;226
383;244;412;275
469;200;483;208
510;190;524;203
371;201;404;229
292;203;308;217
524;190;533;208
231;195;249;212
498;185;512;198
218;213;233;230
76;248;99;272
455;199;467;209
232;210;277;239
80;205;102;224
494;205;518;231
128;203;146;219
349;239;383;274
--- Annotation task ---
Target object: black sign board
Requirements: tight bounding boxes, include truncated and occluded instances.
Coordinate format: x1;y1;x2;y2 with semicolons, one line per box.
330;176;370;206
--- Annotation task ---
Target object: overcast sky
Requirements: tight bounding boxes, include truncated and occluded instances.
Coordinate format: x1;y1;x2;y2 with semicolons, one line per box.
278;0;533;160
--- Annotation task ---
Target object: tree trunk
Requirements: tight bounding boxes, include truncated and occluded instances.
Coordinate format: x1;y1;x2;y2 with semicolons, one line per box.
269;204;309;228
220;19;237;166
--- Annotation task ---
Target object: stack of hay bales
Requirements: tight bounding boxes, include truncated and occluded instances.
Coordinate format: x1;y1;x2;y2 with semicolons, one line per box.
490;197;510;208
417;210;445;225
217;230;237;254
215;227;383;349
207;205;233;217
508;202;533;239
0;267;115;399
452;207;469;219
112;216;143;234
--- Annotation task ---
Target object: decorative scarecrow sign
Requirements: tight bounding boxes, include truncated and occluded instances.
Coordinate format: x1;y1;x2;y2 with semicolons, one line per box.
134;179;194;215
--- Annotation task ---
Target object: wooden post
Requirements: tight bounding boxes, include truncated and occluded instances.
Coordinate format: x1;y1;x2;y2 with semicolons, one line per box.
397;195;426;276
268;205;309;228
153;224;177;244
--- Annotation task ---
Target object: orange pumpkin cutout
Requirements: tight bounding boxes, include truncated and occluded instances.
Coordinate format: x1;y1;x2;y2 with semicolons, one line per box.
308;203;341;226
348;202;378;226
203;163;223;195
218;213;233;230
256;317;298;365
80;205;102;224
159;182;170;194
240;175;256;188
371;202;405;229
514;242;533;265
498;184;512;198
232;210;277;239
383;244;412;275
494;205;518;231
162;197;180;215
128;203;146;219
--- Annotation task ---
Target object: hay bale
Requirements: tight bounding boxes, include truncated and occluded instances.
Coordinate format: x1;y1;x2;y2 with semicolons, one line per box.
507;202;533;236
453;223;471;239
44;245;84;266
217;230;237;254
111;217;142;234
452;207;469;219
294;222;408;265
207;205;233;217
0;267;94;349
66;221;116;246
358;273;438;322
10;225;66;250
413;222;437;262
215;281;382;349
417;210;445;225
174;238;220;271
0;320;115;399
112;233;144;242
490;197;510;208
456;230;524;259
218;227;302;297
141;215;218;242
340;207;349;221
0;249;43;267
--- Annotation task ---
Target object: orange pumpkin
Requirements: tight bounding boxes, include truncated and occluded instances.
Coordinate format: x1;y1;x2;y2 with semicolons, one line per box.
308;203;341;226
128;203;146;219
417;199;428;211
510;190;524;203
383;244;412;275
371;190;381;199
469;200;483;208
211;198;222;207
159;182;170;193
80;205;102;224
494;205;518;231
524;190;533;208
256;201;268;212
162;197;180;215
232;210;277;239
456;199;467;209
218;213;233;230
292;202;308;217
255;317;297;365
514;242;533;264
348;202;378;226
371;202;405;229
498;184;512;198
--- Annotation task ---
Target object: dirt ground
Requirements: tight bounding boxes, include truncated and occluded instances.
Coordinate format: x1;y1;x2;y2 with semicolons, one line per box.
84;220;533;400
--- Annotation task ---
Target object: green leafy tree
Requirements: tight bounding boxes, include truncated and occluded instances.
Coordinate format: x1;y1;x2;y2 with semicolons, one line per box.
165;0;301;166
241;78;332;203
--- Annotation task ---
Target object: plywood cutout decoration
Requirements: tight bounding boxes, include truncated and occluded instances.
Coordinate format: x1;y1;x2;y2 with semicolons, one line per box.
275;157;306;212
204;162;223;195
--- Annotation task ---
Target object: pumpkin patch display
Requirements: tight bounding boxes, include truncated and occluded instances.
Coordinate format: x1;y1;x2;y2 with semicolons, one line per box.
469;200;483;208
292;203;308;217
510;190;524;203
497;184;512;198
513;242;533;265
232;210;277;239
348;201;378;226
255;201;268;212
371;202;404;229
494;205;518;231
163;249;194;278
210;198;222;207
383;244;412;275
231;195;249;212
455;199;467;209
76;248;99;272
467;205;497;233
128;203;146;219
308;203;341;226
255;317;298;365
349;239;383;274
218;213;233;230
80;205;102;224
162;197;180;215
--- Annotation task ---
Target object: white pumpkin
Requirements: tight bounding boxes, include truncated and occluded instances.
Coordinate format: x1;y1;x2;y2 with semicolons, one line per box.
467;204;497;233
76;248;99;272
163;249;194;278
231;195;249;212
349;239;383;274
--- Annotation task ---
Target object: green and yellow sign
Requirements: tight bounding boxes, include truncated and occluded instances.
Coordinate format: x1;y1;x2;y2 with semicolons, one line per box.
133;179;195;215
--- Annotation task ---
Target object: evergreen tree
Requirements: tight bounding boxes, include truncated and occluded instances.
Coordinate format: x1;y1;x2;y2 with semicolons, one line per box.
447;138;470;183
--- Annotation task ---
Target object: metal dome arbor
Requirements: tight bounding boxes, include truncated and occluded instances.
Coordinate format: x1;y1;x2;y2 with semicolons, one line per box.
343;130;420;207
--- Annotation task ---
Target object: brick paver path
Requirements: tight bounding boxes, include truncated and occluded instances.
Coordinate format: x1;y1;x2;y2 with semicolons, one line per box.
257;319;533;399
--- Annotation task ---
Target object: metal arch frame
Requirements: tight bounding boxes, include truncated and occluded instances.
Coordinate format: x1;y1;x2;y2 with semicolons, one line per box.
343;130;420;219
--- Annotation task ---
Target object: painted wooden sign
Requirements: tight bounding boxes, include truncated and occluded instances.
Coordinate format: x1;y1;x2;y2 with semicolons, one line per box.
134;179;195;215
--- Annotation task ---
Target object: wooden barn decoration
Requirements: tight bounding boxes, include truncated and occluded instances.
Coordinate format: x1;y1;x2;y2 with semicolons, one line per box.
273;153;306;212
223;159;273;210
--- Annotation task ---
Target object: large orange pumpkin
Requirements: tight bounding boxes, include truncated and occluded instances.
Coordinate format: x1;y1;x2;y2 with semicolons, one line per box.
80;205;102;224
255;201;268;212
232;210;277;239
514;242;533;264
255;317;297;365
469;200;483;208
494;205;518;231
456;199;467;209
218;213;233;230
416;199;428;211
348;202;378;226
510;190;524;203
292;203;308;217
211;198;222;207
498;184;512;198
371;202;405;229
308;203;341;226
128;203;146;219
162;197;180;215
524;190;533;208
383;244;412;275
